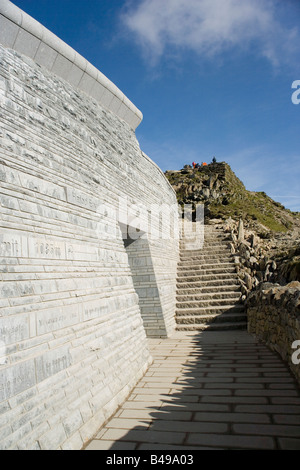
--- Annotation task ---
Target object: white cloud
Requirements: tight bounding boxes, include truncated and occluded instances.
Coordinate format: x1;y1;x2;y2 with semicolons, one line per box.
121;0;299;66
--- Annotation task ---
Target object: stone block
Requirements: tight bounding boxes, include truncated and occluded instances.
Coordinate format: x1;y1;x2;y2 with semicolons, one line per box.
38;423;67;450
0;231;28;258
109;95;122;115
0;360;36;401
21;10;44;39
63;410;83;437
89;81;105;102
66;186;98;211
99;87;114;109
67;63;84;88
0;2;22;26
36;303;81;335
0;15;19;48
14;28;40;59
77;71;96;95
51;54;73;81
73;51;87;72
61;431;83;450
27;236;66;260
0;314;30;345
34;42;58;71
35;346;72;383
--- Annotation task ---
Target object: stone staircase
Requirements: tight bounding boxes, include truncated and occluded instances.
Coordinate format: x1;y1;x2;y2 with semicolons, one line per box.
175;224;247;331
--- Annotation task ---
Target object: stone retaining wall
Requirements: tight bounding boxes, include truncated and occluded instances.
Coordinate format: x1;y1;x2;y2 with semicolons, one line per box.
247;282;300;384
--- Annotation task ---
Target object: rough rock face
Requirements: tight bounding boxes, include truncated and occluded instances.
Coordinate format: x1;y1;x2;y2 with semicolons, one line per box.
221;218;300;299
165;162;299;233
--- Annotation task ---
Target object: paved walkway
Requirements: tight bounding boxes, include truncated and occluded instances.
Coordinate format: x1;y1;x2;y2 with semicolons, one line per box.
85;330;300;450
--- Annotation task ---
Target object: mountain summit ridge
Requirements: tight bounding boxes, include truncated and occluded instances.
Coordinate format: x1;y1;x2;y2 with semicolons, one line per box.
165;161;299;234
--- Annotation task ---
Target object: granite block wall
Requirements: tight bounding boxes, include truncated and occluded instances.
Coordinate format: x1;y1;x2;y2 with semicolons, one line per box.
0;2;179;449
247;282;300;385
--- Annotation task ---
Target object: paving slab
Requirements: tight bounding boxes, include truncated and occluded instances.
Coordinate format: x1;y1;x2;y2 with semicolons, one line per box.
84;330;300;450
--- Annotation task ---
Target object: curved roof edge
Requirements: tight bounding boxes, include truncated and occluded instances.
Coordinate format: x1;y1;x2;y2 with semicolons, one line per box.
0;0;143;130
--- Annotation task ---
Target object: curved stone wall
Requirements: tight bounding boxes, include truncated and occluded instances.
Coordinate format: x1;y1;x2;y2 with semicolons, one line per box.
0;0;142;130
0;2;179;450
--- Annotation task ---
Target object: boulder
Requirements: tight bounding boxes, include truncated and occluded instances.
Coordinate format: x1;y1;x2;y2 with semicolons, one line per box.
238;218;244;242
244;272;253;290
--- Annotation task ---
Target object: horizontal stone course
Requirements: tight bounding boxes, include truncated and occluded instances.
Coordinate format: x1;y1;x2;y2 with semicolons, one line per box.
0;0;142;129
247;282;300;385
0;27;178;449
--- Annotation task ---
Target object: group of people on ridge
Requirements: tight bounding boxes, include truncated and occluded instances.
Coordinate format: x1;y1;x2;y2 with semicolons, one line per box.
192;161;207;169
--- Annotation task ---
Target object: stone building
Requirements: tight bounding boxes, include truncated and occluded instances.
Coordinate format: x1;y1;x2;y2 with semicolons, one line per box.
0;0;179;449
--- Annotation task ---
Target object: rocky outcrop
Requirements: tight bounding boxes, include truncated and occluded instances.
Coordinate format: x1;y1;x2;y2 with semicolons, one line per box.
165;161;300;233
219;218;299;300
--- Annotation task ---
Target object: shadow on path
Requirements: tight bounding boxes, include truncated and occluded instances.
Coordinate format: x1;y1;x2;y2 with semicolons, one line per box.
87;330;300;450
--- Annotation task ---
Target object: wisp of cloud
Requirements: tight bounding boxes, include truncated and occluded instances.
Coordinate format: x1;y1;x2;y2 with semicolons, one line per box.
121;0;299;67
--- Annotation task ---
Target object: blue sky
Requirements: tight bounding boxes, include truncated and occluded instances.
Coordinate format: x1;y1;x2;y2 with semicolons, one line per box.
12;0;300;211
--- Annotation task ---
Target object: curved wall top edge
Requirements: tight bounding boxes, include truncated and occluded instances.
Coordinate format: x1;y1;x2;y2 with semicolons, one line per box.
0;0;143;130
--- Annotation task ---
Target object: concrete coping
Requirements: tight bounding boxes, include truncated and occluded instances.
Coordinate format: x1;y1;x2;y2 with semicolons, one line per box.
142;152;178;199
0;0;143;130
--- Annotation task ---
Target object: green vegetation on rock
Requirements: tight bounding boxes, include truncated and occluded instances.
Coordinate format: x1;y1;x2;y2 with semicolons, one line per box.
165;161;299;233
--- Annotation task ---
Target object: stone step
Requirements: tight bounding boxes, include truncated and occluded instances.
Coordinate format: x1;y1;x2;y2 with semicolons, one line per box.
177;261;235;275
180;245;232;258
176;298;242;309
179;253;233;262
178;258;234;268
202;238;229;242
180;253;232;262
180;241;230;249
175;321;247;331
181;239;229;245
176;304;245;316
178;261;235;270
182;227;225;234
177;292;241;302
176;312;247;325
182;226;222;232
180;247;231;255
183;252;232;259
181;233;228;239
176;273;239;283
177;266;237;277
182;236;229;244
177;277;240;287
176;285;241;294
180;254;232;263
177;226;245;332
